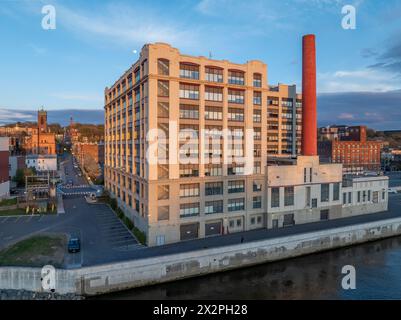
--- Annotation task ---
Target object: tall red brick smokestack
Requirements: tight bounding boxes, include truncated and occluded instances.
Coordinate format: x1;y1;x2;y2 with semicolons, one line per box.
302;34;317;156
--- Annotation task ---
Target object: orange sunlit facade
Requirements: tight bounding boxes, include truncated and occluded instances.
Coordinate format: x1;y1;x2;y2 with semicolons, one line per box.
318;126;382;173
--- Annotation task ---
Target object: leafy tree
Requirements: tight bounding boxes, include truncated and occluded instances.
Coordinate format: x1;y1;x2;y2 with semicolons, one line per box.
13;167;36;187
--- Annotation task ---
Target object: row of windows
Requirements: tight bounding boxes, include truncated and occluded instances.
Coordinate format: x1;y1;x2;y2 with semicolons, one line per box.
176;163;262;177
270;183;341;208
176;105;263;123
158;59;262;86
158;204;263;223
178;198;251;218
343;189;385;204
106;61;148;101
157;80;297;107
178;180;263;198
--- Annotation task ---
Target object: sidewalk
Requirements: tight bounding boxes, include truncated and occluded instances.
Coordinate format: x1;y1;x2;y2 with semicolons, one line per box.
57;195;65;214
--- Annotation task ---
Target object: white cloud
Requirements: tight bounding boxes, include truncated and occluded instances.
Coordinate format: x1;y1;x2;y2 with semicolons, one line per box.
56;3;199;49
338;112;355;120
0;108;34;125
293;0;364;8
196;0;287;22
196;0;233;16
317;68;400;93
49;92;103;103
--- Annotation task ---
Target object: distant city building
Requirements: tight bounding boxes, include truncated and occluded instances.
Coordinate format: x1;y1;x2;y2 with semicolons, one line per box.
0;137;10;199
25;154;57;172
382;148;401;171
24;108;56;155
318;125;349;141
318;125;382;174
73;142;104;177
9;155;26;188
69;117;80;143
0;124;33;155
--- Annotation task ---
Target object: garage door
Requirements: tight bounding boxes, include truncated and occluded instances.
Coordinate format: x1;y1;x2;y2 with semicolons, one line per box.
180;223;199;241
283;213;295;227
205;221;222;237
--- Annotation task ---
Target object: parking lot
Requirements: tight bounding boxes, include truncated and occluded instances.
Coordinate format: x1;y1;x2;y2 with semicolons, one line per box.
0;196;143;267
92;204;142;251
0;215;50;224
0;153;143;268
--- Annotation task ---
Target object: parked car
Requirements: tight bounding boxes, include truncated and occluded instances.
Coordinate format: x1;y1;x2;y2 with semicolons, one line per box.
67;237;81;253
388;188;398;194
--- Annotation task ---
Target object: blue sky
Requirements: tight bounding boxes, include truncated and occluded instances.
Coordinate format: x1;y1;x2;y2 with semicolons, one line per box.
1;0;401;129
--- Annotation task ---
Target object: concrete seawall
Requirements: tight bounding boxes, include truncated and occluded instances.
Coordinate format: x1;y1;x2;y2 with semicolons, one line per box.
2;217;401;296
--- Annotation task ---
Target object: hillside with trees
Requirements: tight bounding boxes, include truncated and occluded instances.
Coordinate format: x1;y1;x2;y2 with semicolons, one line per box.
73;123;104;142
367;128;401;148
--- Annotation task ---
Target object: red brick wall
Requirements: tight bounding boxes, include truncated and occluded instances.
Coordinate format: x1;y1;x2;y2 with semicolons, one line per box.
82;144;99;163
331;140;381;170
0;150;9;183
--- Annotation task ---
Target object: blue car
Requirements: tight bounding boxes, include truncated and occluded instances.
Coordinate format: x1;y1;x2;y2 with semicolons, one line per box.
67;237;80;253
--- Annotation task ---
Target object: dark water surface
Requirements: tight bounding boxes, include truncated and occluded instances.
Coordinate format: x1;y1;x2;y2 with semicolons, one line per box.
95;236;401;300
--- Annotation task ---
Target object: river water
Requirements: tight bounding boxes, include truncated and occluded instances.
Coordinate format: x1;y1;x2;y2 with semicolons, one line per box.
95;236;401;300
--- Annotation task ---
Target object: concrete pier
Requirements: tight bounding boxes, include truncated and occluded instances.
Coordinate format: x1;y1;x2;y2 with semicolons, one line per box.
1;216;401;296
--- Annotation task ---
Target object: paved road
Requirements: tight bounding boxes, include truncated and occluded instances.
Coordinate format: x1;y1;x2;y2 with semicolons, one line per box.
58;153;99;195
386;172;401;188
61;153;87;186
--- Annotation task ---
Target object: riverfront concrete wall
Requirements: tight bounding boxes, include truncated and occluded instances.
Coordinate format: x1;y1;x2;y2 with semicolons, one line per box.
1;217;401;296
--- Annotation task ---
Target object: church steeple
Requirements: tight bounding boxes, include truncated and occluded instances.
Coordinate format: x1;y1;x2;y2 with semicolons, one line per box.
38;107;48;133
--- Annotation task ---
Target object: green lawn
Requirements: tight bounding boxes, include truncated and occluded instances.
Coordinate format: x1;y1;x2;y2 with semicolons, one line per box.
0;208;26;216
0;198;17;207
0;235;66;267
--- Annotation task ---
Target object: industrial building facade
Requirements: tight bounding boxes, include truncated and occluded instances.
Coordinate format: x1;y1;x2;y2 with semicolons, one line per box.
104;39;388;246
318;125;382;173
104;43;302;245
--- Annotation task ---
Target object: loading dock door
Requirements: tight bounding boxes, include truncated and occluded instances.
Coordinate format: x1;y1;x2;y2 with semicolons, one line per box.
180;223;199;241
205;221;222;237
283;213;295;227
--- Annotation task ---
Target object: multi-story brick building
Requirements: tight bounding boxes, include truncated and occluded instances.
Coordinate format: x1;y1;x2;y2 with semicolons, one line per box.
318;125;348;141
24;109;56;156
318;125;382;174
21;109;57;173
104;43;302;245
0;137;10;199
104;38;388;246
0;124;33;155
73;142;105;177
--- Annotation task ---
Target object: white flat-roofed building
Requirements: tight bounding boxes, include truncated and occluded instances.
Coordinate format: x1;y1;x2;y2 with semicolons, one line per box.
26;154;57;172
341;174;388;217
267;156;343;228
